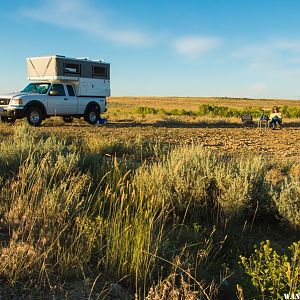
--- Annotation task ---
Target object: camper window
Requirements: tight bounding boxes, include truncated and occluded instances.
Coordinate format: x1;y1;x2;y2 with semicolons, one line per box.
93;66;107;78
64;63;80;74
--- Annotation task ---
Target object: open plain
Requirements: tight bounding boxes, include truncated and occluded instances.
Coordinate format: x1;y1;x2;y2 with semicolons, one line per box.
2;96;298;160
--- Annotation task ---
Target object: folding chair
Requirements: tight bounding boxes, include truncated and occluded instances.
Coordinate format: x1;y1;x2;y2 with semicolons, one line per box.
241;114;255;127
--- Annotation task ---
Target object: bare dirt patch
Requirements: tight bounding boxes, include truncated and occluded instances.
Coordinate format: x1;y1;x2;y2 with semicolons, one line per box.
2;119;297;160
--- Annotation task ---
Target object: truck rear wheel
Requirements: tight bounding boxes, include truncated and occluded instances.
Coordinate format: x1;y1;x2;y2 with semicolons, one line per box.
84;105;99;125
26;106;43;127
63;116;73;123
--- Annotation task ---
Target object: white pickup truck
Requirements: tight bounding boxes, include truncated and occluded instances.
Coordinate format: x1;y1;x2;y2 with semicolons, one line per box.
0;82;107;126
0;55;110;126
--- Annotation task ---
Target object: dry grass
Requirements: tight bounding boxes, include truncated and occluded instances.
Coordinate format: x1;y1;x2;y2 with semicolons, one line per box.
108;96;300;112
0;96;300;298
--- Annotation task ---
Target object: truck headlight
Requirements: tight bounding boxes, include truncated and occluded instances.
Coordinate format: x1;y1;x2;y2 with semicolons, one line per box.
10;98;23;105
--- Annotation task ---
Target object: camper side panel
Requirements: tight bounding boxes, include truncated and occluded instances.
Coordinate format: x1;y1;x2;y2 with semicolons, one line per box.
73;78;110;97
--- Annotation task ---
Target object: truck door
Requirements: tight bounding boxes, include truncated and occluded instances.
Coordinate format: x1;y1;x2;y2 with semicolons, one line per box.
47;84;77;115
65;84;78;114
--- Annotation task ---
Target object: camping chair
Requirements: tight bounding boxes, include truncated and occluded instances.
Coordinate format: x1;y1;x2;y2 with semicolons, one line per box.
241;114;255;127
257;119;269;129
257;115;270;129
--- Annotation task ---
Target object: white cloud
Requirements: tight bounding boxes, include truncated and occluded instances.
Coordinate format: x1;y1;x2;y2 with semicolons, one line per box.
173;36;221;59
21;0;153;47
22;1;223;55
276;40;300;52
233;39;300;75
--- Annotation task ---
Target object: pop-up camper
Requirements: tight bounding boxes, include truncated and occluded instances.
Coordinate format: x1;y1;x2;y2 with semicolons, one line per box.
27;55;110;97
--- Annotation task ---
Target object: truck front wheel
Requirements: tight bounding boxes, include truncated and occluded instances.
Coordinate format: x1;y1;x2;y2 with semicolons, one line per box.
0;116;16;124
84;106;99;125
63;116;73;123
26;106;43;127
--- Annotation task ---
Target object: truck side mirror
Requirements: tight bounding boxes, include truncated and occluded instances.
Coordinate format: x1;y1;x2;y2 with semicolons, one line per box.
49;90;58;96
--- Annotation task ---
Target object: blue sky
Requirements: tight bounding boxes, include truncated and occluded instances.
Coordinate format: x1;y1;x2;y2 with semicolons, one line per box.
1;0;300;98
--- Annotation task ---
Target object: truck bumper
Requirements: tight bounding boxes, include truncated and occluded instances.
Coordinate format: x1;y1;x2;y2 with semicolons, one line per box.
0;107;25;119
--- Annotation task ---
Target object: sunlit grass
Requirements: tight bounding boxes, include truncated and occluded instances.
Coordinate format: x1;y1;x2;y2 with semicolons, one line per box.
0;124;299;298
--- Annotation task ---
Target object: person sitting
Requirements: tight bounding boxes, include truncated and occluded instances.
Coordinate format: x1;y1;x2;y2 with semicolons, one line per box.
269;106;282;129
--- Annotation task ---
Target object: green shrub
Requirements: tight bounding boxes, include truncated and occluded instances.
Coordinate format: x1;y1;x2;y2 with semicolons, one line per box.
240;240;300;299
135;105;288;118
281;106;300;118
137;106;159;115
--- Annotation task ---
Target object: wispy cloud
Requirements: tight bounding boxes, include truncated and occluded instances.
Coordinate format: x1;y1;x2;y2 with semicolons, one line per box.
233;39;300;75
21;0;153;47
173;36;222;59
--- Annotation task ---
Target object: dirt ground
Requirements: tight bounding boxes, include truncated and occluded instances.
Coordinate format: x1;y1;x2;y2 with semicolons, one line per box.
63;121;300;160
2;118;297;161
1;97;300;162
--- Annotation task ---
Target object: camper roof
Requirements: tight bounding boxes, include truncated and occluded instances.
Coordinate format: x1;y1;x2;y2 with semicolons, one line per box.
26;55;109;65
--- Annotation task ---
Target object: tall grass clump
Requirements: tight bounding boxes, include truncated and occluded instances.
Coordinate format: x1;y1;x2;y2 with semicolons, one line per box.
0;127;94;285
0;124;77;179
0;124;169;289
97;178;167;285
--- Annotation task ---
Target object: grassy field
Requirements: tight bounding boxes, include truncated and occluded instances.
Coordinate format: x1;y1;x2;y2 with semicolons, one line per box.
0;97;300;299
108;96;300;111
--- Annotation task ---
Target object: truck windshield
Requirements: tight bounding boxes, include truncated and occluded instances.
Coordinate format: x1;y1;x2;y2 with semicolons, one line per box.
21;83;50;94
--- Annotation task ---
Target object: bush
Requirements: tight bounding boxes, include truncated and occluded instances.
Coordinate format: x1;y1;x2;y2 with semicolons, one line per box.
135;145;219;215
281;105;300;118
240;240;300;299
135;105;289;118
214;156;269;218
135;146;270;221
272;178;300;229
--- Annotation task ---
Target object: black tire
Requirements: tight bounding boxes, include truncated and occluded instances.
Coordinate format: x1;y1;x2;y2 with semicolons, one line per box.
0;116;16;124
26;106;43;127
0;116;8;123
63;116;73;123
7;118;16;124
84;105;100;125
